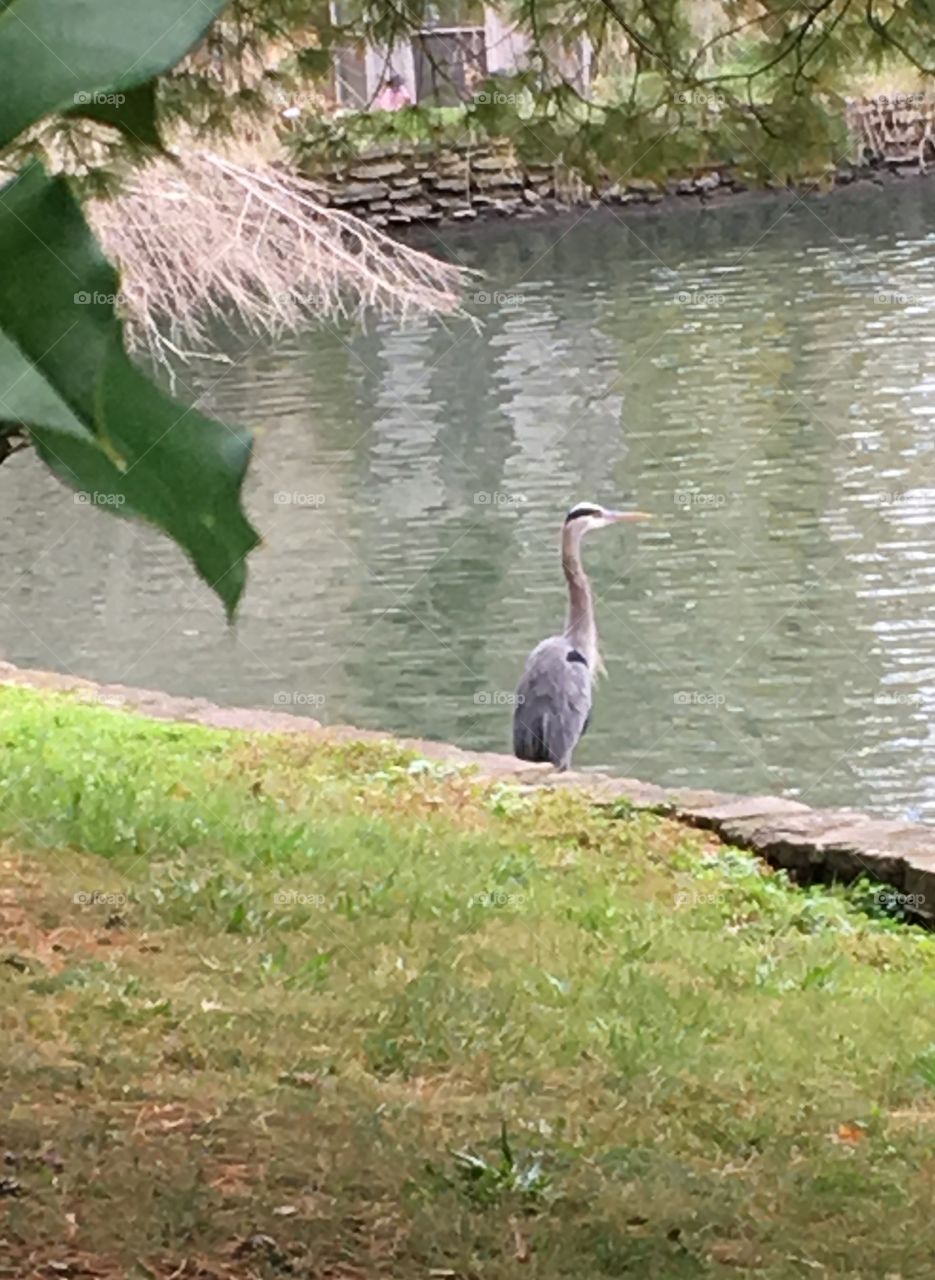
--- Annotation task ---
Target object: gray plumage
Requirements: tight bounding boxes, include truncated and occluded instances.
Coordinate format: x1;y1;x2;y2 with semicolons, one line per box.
512;501;650;771
512;635;592;769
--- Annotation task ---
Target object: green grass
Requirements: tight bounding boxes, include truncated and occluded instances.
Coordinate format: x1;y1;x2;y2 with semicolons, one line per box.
2;685;935;1277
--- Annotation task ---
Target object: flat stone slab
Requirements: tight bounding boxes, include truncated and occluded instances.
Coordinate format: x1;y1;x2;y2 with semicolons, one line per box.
741;810;872;868
676;796;813;827
349;160;407;180
1;661;932;915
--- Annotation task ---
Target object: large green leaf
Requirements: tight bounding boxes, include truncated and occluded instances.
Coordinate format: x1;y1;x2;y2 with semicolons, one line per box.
0;0;227;148
0;331;85;438
0;162;258;618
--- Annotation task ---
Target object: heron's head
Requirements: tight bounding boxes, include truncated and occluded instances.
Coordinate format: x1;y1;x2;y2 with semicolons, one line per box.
564;501;652;534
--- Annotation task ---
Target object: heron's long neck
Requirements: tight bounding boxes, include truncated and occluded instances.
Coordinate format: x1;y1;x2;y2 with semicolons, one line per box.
562;525;599;668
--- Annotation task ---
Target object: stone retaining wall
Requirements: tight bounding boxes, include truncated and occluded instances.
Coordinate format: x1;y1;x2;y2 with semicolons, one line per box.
298;96;935;230
3;661;933;924
303;137;576;229
302;136;766;228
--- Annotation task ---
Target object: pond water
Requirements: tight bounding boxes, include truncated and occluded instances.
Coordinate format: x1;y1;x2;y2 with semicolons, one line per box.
3;178;935;820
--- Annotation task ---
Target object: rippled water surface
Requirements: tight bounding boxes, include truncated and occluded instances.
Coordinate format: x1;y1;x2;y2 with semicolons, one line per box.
3;179;935;820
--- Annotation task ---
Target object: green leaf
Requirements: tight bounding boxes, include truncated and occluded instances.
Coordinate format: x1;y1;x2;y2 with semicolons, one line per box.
0;0;228;149
0;162;258;618
0;331;85;437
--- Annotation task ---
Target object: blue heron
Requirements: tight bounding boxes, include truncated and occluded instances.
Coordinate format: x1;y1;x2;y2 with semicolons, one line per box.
512;502;651;770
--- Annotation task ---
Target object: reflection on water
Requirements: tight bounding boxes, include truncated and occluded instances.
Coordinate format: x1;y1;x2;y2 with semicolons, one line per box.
2;181;935;820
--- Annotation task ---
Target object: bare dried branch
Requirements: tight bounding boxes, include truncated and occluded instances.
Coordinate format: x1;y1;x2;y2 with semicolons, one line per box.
89;143;472;376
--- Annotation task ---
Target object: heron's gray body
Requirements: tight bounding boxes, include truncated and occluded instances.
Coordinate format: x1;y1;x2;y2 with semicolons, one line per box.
513;635;592;769
512;501;649;771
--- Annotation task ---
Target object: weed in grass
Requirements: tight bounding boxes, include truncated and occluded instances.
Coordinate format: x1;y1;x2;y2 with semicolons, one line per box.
448;1123;551;1208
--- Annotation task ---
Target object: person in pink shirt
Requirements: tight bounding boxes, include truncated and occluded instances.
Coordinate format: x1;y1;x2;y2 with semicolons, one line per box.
374;73;412;111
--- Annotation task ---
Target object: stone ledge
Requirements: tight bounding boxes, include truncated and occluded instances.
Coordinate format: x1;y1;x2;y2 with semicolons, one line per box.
298;117;935;235
1;661;932;919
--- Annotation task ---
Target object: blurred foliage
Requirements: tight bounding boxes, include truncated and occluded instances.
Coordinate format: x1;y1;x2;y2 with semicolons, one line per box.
0;0;258;616
159;0;935;181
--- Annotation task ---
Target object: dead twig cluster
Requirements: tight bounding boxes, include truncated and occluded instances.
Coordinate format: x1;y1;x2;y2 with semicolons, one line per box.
89;146;470;377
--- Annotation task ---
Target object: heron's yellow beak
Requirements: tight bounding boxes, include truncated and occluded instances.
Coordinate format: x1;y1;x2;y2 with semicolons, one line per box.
606;510;653;522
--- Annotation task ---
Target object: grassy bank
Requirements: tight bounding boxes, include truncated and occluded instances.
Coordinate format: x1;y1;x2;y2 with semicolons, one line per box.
2;686;935;1278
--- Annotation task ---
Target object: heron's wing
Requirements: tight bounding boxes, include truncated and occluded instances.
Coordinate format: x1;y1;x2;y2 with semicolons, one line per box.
513;636;592;766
